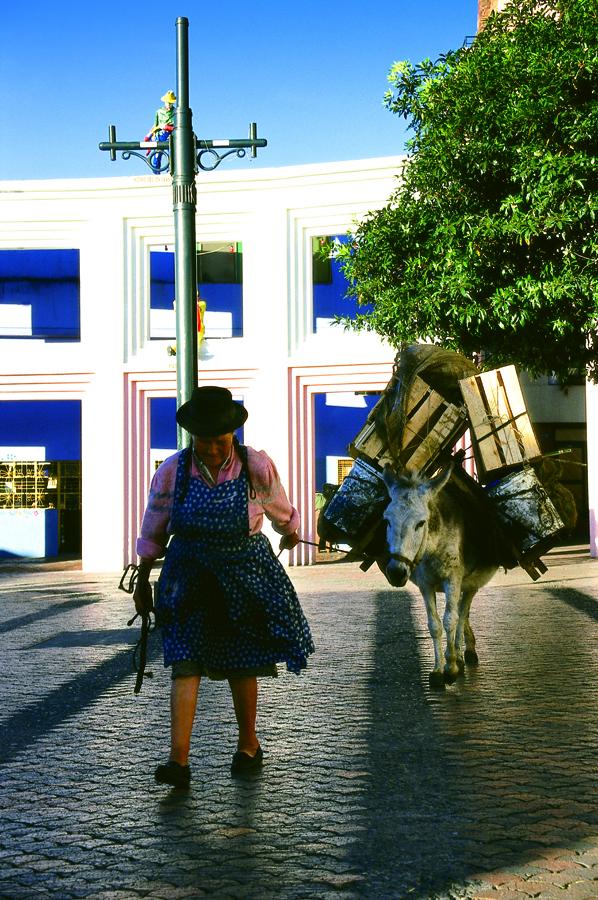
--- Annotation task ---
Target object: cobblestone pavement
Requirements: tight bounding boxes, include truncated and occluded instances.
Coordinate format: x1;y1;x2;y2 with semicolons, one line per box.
0;548;596;899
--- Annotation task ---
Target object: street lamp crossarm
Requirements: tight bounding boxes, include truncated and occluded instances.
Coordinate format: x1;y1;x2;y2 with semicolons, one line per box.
196;138;268;150
99;141;160;152
195;123;267;172
197;122;267;159
98;141;171;175
99;138;267;155
99;139;267;154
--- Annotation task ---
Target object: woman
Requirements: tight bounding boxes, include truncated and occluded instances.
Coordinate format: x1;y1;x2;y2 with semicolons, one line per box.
133;386;314;787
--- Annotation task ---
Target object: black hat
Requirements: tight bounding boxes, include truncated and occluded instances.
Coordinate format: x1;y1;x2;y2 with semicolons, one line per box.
176;386;248;437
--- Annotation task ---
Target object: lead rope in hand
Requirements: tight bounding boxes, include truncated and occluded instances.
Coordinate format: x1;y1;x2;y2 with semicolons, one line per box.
119;564;155;694
277;539;354;559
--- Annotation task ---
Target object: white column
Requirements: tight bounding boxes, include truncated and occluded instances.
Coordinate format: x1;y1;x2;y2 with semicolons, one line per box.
241;198;294;550
242;199;290;476
79;211;126;572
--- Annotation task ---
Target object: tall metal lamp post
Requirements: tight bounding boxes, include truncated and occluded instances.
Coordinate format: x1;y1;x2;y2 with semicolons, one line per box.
99;16;266;448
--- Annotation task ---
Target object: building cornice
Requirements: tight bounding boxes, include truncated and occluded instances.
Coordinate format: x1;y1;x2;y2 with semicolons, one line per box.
0;155;406;201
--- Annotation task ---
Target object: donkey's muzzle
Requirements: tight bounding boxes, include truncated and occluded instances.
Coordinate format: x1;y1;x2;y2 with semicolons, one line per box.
386;556;411;588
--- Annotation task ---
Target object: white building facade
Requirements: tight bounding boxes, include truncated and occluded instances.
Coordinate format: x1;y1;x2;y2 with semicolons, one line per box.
0;158;595;570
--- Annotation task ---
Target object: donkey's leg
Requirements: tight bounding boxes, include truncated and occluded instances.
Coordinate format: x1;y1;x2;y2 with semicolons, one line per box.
420;586;445;690
454;588;476;672
454;599;466;674
459;589;479;666
442;579;462;684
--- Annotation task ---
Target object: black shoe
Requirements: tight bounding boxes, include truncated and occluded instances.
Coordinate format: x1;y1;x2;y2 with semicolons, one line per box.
231;746;263;777
154;760;191;787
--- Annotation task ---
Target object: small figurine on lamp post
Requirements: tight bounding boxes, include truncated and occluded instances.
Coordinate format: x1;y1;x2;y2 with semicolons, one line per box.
99;16;266;449
143;90;176;173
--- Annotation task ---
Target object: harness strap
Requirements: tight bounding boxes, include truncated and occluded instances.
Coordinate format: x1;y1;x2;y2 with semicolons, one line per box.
388;551;416;568
387;523;427;572
235;440;257;499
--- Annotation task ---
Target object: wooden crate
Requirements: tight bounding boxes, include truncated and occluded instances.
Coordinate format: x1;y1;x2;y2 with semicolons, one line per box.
347;394;392;468
459;366;541;482
349;375;469;474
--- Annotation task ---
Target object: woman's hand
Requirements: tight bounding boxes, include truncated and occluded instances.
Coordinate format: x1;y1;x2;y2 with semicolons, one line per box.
278;531;300;553
133;579;154;615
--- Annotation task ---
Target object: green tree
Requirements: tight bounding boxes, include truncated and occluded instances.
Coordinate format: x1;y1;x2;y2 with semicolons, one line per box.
339;0;597;382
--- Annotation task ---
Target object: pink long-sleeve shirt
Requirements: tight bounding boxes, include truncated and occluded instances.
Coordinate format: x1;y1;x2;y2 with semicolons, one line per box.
136;446;300;560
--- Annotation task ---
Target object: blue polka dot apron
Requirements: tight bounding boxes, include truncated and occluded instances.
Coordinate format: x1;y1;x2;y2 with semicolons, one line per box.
155;447;314;675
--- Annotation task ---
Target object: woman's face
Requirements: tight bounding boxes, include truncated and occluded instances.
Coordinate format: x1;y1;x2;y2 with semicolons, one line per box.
192;432;234;469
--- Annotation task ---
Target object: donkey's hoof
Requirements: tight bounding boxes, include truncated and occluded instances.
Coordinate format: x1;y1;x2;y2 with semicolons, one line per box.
464;649;479;667
429;671;446;691
457;658;466;674
444;669;459;685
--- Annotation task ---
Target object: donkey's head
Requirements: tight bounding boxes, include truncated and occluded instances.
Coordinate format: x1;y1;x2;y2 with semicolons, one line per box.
382;463;452;587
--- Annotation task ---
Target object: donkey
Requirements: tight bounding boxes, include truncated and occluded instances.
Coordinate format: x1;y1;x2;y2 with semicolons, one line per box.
381;463;500;689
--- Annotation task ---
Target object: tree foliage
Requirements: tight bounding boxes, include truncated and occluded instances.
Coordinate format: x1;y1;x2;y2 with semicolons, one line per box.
338;0;597;382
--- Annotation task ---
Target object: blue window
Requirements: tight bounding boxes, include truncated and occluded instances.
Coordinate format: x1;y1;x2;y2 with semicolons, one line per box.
150;242;243;340
312;235;371;333
0;400;82;558
0;400;81;458
150;398;177;452
0;250;80;341
314;392;380;490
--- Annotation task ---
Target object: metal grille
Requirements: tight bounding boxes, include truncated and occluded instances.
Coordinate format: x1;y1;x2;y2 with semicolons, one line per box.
337;458;354;485
0;461;81;510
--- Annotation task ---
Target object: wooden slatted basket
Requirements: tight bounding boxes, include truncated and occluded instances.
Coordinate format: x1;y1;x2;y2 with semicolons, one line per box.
349;374;469;474
459;366;541;483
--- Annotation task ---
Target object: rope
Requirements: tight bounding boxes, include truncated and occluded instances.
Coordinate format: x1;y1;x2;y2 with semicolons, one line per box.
277;538;354;559
119;564;155;694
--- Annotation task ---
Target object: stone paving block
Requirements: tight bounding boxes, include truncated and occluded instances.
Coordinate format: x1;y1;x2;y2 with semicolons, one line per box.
471;894;520;900
559;882;598;899
0;556;597;898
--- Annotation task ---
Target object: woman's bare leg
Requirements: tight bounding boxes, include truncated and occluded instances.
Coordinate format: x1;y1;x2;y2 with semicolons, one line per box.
169;675;201;765
228;676;259;755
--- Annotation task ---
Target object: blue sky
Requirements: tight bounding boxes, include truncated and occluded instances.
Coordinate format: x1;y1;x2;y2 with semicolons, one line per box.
3;1;476;181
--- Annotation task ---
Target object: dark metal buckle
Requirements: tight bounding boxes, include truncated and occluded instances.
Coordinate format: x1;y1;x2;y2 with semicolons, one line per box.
118;564;139;594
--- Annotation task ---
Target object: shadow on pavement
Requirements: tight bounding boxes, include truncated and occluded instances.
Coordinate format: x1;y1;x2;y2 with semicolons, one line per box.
548;586;598;621
0;596;102;637
0;637;161;766
349;587;597;897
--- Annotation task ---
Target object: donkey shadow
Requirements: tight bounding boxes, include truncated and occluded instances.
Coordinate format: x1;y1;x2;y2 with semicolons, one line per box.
347;584;597;897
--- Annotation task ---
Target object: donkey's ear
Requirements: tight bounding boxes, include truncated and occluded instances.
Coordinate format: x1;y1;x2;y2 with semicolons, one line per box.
427;461;453;495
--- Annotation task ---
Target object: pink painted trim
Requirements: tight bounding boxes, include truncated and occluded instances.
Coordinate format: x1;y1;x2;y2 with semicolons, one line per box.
288;361;394;565
124;369;258;565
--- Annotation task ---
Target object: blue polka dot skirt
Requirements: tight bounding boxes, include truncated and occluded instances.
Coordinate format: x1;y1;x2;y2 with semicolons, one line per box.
155;448;314;676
